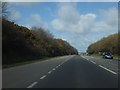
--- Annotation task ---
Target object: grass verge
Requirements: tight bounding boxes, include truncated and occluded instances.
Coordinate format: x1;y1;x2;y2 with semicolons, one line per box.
90;54;120;59
2;57;52;69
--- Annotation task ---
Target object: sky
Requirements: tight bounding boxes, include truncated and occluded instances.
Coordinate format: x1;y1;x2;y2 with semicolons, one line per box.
7;2;118;52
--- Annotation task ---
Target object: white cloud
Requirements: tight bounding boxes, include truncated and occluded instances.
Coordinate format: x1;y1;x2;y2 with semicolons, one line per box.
102;8;118;26
51;3;118;52
52;3;96;34
24;14;48;29
30;14;42;23
92;8;118;33
8;9;21;22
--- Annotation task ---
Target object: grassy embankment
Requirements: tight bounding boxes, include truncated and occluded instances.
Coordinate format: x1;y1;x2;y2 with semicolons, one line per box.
90;53;120;59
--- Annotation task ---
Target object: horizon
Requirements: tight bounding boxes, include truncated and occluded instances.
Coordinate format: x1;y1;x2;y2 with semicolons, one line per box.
7;2;118;52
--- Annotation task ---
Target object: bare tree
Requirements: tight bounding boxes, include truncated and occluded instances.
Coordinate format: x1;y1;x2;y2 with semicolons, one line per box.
1;2;9;19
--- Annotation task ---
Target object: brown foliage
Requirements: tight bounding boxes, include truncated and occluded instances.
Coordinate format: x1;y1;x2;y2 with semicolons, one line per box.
2;19;78;65
87;33;118;55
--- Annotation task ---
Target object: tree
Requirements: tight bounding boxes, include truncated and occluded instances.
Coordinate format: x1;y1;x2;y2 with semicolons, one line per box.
1;2;10;19
3;19;78;65
87;33;118;55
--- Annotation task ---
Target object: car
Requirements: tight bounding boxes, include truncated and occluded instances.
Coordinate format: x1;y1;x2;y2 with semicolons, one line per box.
102;52;113;59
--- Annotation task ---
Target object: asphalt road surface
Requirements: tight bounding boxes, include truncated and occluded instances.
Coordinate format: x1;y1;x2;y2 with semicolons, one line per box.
2;55;118;88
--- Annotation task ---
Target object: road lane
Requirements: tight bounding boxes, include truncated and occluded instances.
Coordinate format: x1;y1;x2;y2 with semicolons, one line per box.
2;55;118;88
33;56;118;88
2;55;75;88
81;55;119;73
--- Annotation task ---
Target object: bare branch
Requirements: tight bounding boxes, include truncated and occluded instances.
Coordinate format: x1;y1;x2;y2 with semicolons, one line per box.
1;2;9;19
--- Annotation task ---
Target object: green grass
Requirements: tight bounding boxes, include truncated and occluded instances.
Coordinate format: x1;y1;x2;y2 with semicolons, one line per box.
91;54;101;56
2;55;68;69
113;55;120;59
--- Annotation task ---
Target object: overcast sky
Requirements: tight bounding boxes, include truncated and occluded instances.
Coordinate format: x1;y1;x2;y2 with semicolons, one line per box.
7;2;118;52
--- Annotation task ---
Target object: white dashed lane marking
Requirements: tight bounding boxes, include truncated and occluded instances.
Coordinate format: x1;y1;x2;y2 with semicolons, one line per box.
40;75;47;79
99;65;117;75
27;82;38;88
52;68;55;71
48;71;52;74
27;61;68;88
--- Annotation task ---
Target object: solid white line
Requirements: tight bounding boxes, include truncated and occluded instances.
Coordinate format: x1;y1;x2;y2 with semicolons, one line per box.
90;61;96;64
27;82;37;88
99;65;117;75
48;71;52;74
40;75;46;79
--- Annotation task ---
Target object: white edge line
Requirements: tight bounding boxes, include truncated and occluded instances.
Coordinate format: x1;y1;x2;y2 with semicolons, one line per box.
90;61;96;64
27;82;37;88
99;65;117;75
40;75;46;79
86;59;89;61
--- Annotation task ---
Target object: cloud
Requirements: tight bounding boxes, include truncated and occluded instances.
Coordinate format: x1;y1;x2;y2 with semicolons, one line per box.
51;3;118;52
102;8;118;26
24;14;48;29
52;4;96;34
8;9;21;22
92;8;118;33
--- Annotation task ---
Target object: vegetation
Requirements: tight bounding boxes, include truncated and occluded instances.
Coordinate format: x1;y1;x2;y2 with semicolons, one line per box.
2;2;78;65
2;19;78;65
1;2;10;19
87;33;119;55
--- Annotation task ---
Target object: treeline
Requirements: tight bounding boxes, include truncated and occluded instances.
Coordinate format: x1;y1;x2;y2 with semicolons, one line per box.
87;33;119;55
3;19;78;65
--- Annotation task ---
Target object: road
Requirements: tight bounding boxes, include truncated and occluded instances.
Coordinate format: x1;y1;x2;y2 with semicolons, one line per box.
2;55;118;88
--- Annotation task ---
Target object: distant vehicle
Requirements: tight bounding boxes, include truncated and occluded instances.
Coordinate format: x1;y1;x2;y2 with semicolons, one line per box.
102;52;113;59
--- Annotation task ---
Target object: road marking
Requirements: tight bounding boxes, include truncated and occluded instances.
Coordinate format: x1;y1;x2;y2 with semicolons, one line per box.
86;59;89;61
40;75;46;79
52;68;55;71
56;66;59;68
81;56;85;59
99;65;117;75
27;82;37;88
90;61;96;64
48;71;52;74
